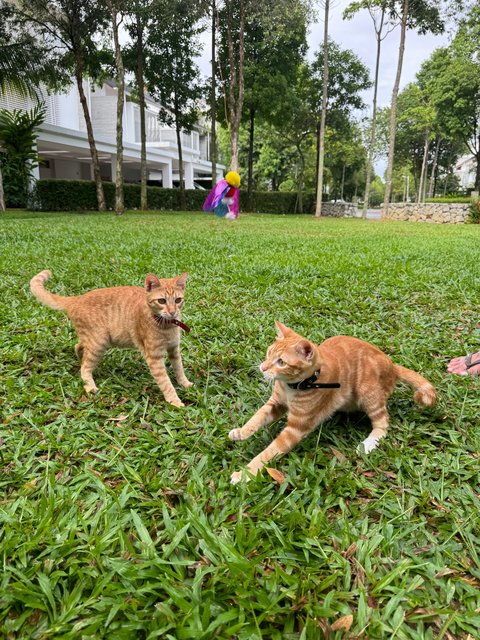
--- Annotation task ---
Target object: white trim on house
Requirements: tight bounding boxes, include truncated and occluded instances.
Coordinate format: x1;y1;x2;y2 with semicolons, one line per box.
0;81;225;189
453;154;476;190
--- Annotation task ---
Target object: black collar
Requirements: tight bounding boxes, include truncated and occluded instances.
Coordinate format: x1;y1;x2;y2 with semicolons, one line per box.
152;315;190;333
287;370;340;390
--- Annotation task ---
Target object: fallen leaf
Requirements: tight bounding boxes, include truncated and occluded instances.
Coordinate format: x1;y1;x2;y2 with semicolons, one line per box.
361;471;375;477
266;467;287;484
107;414;128;422
331;614;353;631
343;542;357;559
330;447;347;464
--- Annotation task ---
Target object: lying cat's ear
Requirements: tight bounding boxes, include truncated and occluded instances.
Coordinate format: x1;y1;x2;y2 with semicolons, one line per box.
175;272;188;289
275;321;291;339
145;274;161;291
296;340;314;361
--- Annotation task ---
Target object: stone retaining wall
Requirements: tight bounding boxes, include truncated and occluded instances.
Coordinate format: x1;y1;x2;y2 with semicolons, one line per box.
321;202;360;218
384;202;470;224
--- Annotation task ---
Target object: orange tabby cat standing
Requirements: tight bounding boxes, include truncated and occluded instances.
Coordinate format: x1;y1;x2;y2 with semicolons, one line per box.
30;270;192;406
229;321;436;483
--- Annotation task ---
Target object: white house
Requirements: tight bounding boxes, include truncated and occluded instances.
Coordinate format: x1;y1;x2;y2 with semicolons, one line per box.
453;154;477;190
0;80;224;189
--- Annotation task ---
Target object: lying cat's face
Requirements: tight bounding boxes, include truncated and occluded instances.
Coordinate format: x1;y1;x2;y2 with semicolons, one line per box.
260;322;316;383
145;273;187;320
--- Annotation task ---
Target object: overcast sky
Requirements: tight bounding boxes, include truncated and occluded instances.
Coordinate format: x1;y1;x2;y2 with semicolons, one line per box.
308;0;452;111
198;1;453;175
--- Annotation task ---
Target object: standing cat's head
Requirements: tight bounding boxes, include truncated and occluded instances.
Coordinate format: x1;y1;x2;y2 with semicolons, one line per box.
260;321;320;383
145;272;188;320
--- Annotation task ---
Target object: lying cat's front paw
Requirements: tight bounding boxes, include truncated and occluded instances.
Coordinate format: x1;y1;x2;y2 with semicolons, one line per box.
230;470;250;484
228;428;246;441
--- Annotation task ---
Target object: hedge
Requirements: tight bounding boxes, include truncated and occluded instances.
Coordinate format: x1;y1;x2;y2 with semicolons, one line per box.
29;180;318;214
424;196;472;203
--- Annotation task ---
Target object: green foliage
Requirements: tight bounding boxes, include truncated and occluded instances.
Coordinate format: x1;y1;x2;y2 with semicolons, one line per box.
0;105;45;208
425;196;472;203
0;211;479;638
30;180;206;212
468;197;480;223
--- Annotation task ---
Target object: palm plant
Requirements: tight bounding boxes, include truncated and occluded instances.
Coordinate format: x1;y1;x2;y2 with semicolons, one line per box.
0;105;46;208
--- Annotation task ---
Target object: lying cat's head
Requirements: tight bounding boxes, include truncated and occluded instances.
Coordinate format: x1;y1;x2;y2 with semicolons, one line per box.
260;321;319;382
145;273;188;320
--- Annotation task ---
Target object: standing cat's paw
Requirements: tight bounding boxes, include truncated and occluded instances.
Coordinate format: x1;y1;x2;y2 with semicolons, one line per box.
228;428;247;441
357;435;381;454
230;470;250;484
168;398;185;408
84;383;98;394
180;379;193;388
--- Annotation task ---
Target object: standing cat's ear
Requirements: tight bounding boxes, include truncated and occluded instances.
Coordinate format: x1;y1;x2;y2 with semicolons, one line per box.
175;272;188;289
275;321;292;339
145;274;161;291
296;340;314;361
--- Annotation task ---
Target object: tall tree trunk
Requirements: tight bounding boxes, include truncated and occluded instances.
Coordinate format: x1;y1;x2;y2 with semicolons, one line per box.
427;136;441;198
246;107;255;212
314;121;320;199
210;0;217;188
226;0;245;172
417;132;429;203
475;146;480;191
112;8;125;215
363;10;384;218
175;107;186;210
382;0;409;217
135;14;148;210
0;163;5;211
74;62;106;212
314;0;330;218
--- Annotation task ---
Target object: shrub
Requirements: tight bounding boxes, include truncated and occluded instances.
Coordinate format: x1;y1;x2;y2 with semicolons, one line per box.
29;180;206;212
30;180;324;214
425;196;472;203
468;197;480;223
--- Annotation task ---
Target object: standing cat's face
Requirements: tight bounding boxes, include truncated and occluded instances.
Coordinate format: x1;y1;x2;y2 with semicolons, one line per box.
260;321;317;382
145;273;187;320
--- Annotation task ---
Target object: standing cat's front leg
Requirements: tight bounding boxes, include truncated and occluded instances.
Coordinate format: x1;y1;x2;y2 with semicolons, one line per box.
167;344;193;388
228;398;286;441
144;351;184;407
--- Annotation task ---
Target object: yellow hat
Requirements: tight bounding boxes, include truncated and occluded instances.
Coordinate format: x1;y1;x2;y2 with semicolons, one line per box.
225;171;241;188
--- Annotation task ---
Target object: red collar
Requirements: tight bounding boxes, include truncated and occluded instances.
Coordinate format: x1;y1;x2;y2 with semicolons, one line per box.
152;315;190;333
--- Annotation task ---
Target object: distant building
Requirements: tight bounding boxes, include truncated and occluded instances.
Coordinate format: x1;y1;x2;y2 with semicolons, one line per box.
0;80;224;188
453;154;476;190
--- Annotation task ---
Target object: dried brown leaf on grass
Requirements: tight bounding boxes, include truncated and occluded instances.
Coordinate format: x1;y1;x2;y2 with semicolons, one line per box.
331;614;353;631
265;467;287;484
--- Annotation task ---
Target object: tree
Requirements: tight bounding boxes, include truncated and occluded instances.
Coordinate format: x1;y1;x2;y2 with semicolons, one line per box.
15;0;110;212
420;9;480;191
344;0;397;216
382;0;444;215
241;0;308;210
145;0;205;209
314;0;330;217
309;40;372;205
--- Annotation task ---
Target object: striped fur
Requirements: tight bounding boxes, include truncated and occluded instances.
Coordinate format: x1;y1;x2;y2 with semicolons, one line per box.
30;270;191;406
230;321;436;483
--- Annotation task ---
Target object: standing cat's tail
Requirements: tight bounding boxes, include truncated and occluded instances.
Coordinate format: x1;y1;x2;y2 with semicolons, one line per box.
394;365;437;407
30;270;67;311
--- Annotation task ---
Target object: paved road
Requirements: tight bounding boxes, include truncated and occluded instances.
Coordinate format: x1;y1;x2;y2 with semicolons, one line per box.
366;209;381;219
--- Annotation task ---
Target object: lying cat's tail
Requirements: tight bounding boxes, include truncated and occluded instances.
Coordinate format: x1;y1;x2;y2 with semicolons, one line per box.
30;270;68;311
394;365;437;407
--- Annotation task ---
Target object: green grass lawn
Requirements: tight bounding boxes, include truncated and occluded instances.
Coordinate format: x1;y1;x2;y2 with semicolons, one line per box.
1;210;479;640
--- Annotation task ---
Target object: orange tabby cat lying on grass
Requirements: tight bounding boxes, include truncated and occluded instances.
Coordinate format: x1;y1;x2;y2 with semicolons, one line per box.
30;270;192;407
229;321;436;483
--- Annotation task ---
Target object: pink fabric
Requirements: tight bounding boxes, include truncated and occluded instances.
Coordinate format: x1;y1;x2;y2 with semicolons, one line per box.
203;179;229;211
